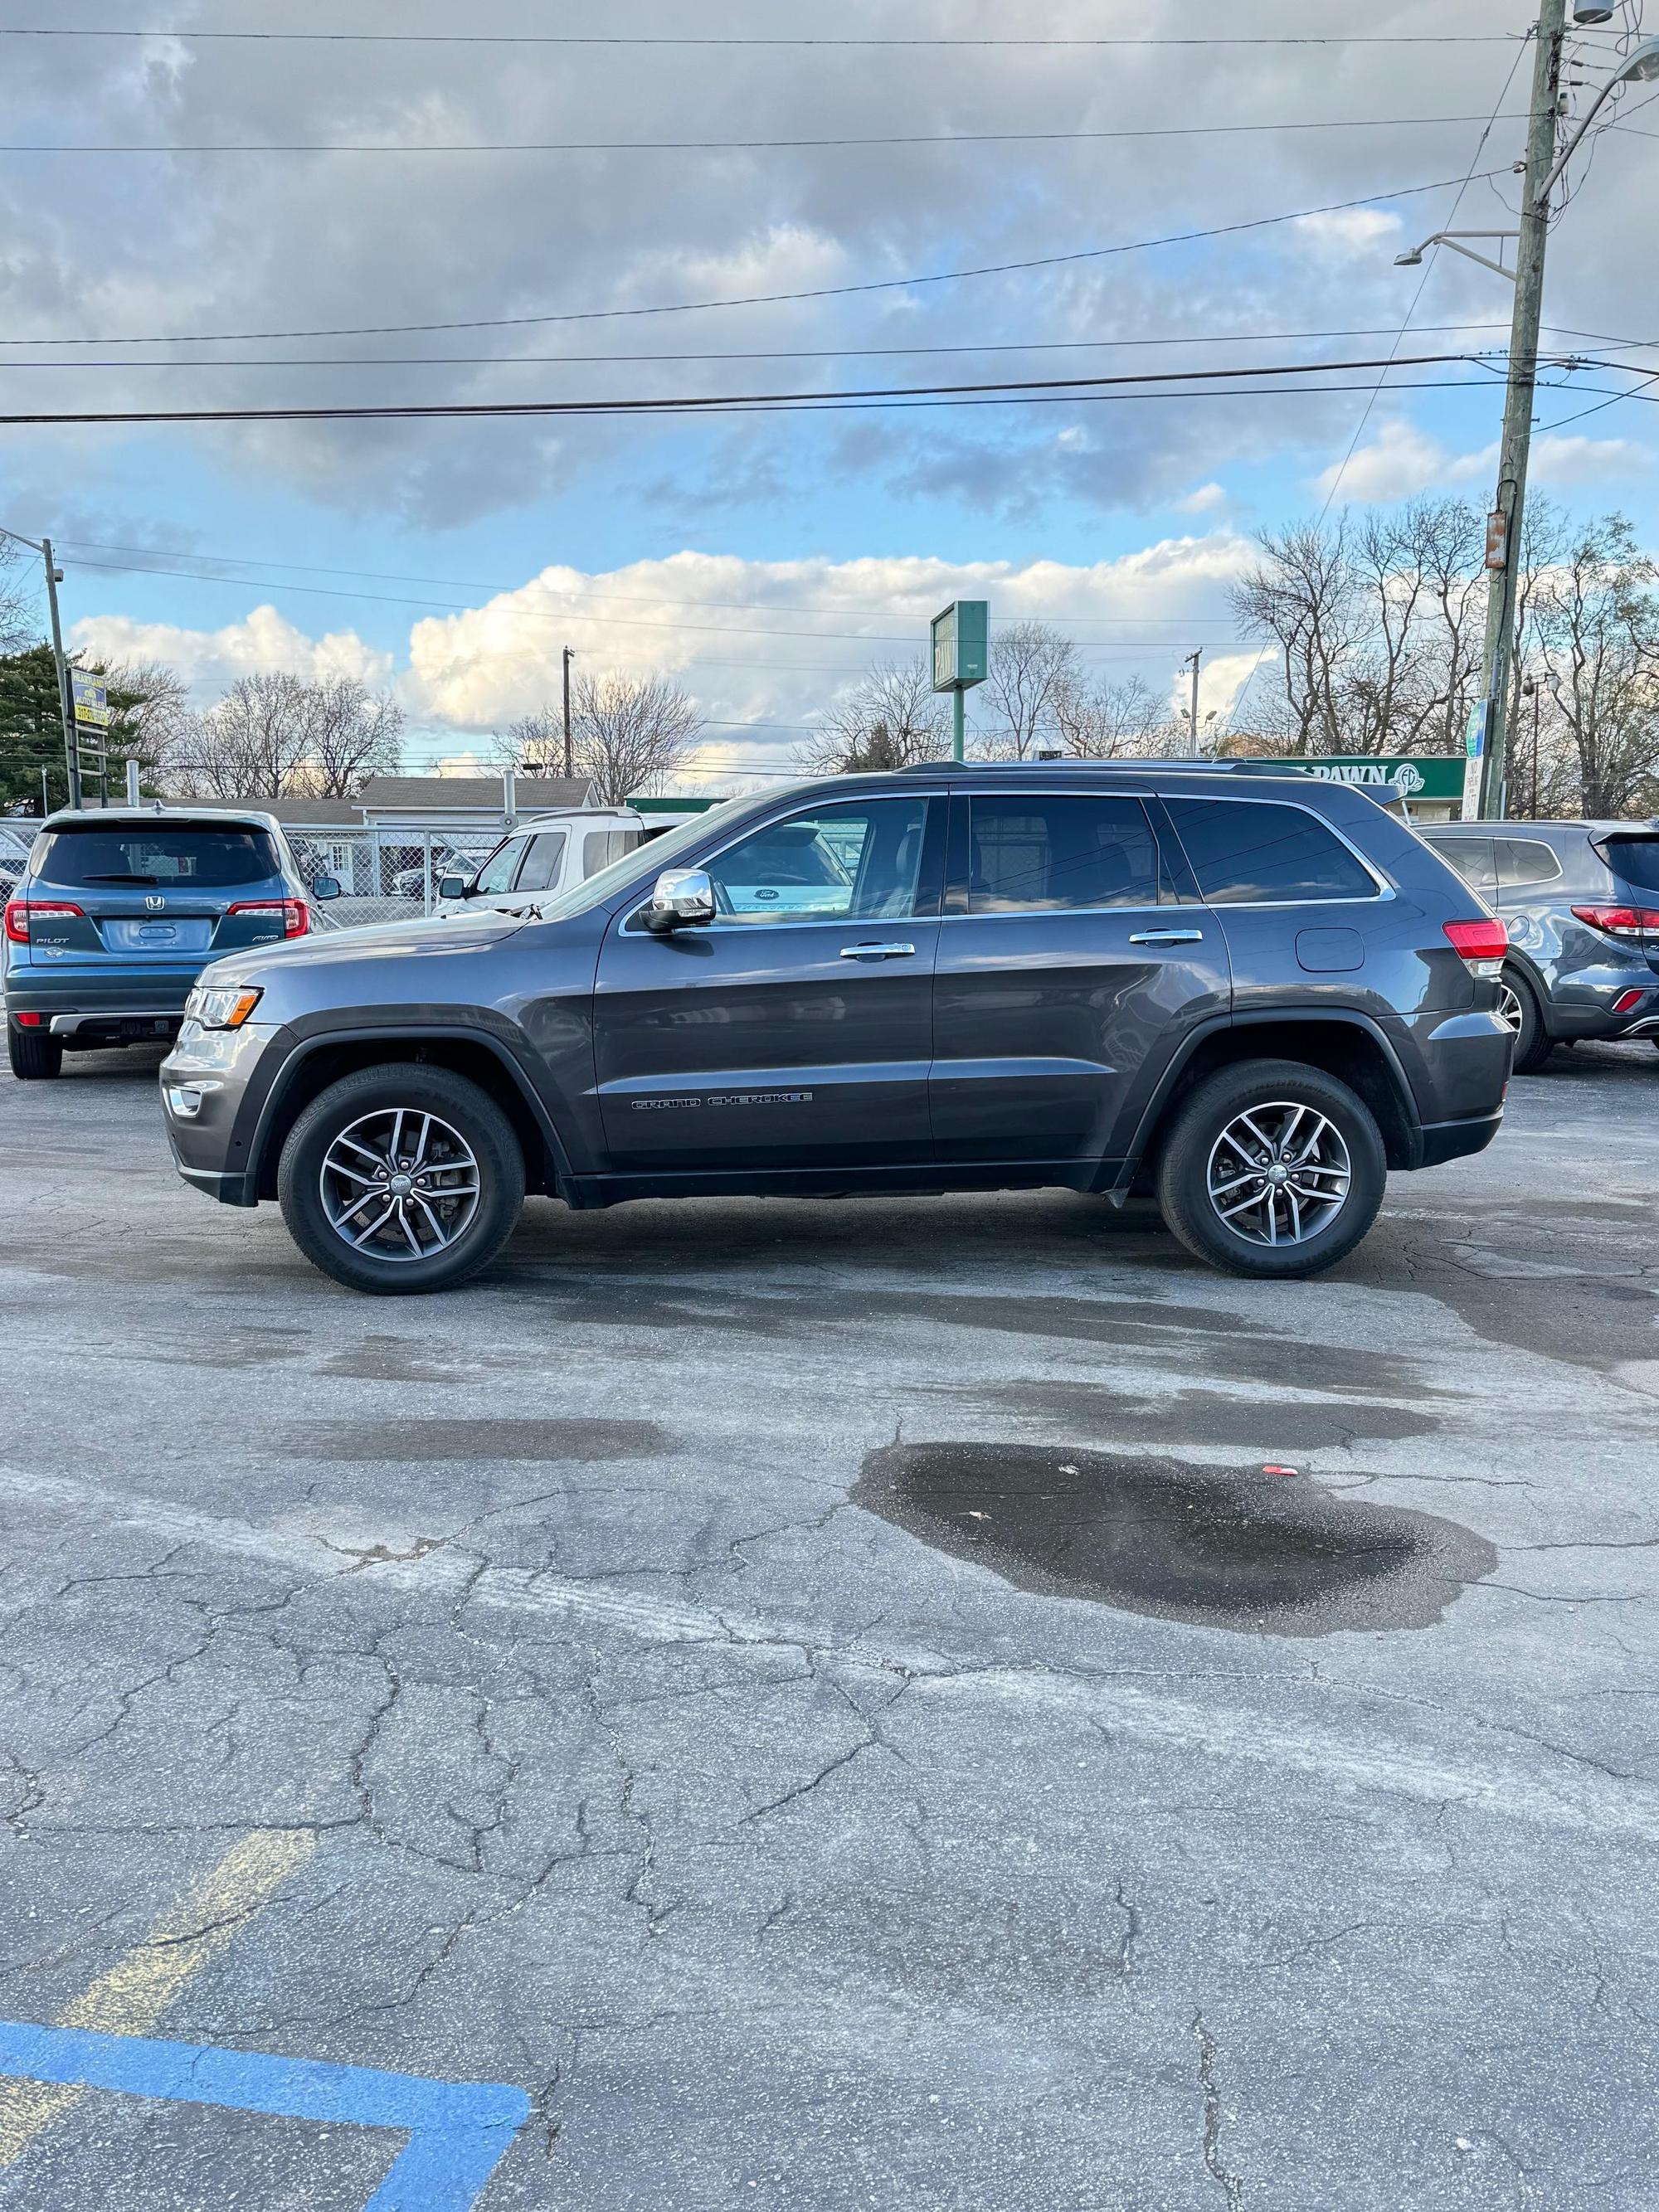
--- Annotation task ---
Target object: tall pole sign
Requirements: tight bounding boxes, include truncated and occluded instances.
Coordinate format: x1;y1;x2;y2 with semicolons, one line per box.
930;600;988;762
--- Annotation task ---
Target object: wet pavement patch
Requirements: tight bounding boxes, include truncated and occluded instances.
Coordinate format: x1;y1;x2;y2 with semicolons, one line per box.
854;1443;1496;1636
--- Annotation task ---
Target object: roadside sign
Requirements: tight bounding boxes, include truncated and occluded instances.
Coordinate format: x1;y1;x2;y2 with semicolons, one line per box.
1462;702;1487;819
71;674;109;729
930;601;989;693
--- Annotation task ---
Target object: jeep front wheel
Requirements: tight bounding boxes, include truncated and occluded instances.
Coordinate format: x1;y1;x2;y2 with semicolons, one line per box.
1155;1058;1385;1280
277;1063;525;1294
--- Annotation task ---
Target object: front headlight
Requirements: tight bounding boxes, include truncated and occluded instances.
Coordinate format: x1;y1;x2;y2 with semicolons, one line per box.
185;982;264;1030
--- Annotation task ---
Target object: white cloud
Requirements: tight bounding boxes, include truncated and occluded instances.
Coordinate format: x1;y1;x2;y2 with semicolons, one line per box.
1173;481;1228;514
1291;207;1403;258
66;605;393;697
1316;421;1647;506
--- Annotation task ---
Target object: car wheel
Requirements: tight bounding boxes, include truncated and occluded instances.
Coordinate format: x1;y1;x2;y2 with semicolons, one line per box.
1497;968;1552;1073
7;1023;62;1080
277;1063;525;1295
1155;1058;1385;1280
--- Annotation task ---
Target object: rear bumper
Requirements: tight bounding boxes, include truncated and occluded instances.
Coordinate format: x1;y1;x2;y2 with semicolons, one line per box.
4;965;199;1022
1416;1109;1505;1169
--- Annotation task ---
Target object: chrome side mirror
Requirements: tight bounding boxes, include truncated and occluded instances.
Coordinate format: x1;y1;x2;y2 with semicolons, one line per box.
645;868;717;932
436;873;469;901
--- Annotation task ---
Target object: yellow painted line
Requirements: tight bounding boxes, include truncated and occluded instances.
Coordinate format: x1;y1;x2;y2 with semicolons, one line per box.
0;1826;316;2168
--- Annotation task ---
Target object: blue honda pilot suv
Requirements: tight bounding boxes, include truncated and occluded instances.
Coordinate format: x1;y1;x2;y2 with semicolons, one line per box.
157;765;1514;1291
4;806;330;1081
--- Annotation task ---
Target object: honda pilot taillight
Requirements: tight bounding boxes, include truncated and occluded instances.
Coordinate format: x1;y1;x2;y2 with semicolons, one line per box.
4;898;85;944
226;897;309;938
1443;918;1507;980
1570;903;1659;941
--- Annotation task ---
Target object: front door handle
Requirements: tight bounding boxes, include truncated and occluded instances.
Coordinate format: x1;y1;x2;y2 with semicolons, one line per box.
1128;928;1204;946
839;941;916;960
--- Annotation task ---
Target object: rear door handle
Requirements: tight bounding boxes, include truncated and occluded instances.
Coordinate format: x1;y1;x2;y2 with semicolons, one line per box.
839;941;916;960
1128;928;1204;946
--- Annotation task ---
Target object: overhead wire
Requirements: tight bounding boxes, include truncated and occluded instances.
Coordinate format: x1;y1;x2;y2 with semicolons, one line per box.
0;171;1506;348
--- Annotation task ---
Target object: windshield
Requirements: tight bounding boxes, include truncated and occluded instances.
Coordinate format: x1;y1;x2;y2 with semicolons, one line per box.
1603;835;1659;894
525;800;757;922
32;825;281;889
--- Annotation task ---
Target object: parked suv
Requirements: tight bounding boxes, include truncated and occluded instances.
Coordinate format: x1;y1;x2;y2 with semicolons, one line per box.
1419;820;1659;1071
158;766;1512;1291
431;807;645;919
5;806;333;1080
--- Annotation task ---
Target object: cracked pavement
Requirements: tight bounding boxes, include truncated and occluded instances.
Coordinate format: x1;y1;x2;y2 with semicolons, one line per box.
1;1042;1657;2208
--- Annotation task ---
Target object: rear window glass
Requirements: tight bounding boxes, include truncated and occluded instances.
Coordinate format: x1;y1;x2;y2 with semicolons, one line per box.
1427;836;1496;895
32;826;280;889
1603;837;1659;894
1165;799;1376;903
1496;837;1562;889
967;795;1170;912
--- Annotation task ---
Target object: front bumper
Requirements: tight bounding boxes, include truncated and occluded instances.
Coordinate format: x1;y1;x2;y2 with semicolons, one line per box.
1418;1109;1506;1169
159;1020;284;1208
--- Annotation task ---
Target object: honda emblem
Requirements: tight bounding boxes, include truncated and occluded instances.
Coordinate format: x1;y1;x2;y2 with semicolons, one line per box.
144;894;166;912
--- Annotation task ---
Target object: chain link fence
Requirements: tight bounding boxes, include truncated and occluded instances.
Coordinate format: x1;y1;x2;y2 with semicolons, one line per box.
287;831;502;930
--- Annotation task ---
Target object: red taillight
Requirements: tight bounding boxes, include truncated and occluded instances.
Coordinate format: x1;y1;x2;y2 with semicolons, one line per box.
1612;989;1647;1016
1571;903;1659;941
1443;918;1508;965
4;898;85;944
15;1011;42;1028
227;897;309;938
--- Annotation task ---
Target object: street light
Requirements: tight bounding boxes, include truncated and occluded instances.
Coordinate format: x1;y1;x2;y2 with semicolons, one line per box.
1394;231;1519;281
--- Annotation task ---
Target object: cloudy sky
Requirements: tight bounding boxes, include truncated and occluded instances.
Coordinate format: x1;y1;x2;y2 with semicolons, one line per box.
2;0;1657;783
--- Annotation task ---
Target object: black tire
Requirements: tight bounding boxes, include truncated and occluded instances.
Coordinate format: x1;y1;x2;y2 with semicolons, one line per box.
1499;967;1553;1074
7;1022;62;1080
277;1062;525;1295
1155;1057;1386;1281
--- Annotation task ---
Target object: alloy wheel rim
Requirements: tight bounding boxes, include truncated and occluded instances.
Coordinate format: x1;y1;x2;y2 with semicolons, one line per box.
1205;1101;1351;1248
1496;981;1525;1036
319;1107;480;1263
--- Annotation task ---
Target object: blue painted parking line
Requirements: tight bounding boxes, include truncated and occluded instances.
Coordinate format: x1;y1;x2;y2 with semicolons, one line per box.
0;2020;531;2211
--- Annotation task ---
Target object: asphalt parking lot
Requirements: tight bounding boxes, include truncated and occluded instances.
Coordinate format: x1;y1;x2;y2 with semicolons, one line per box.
2;1043;1657;2210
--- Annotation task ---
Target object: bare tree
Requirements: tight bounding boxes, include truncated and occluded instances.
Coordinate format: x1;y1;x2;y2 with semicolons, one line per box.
499;707;562;776
0;536;32;655
978;619;1078;759
1229;498;1491;755
175;672;401;799
800;659;948;772
570;671;699;803
1054;671;1172;758
1521;513;1659;818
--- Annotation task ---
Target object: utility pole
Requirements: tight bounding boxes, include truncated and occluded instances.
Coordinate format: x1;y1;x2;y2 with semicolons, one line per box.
1475;0;1566;819
1182;649;1203;756
41;538;81;810
561;647;574;780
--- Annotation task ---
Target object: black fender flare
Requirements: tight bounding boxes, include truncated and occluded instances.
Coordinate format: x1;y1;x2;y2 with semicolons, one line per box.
246;1023;578;1195
1105;1008;1423;1198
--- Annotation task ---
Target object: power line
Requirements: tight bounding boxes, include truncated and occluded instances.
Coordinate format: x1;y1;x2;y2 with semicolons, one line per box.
0;171;1503;348
0;114;1535;156
0;27;1535;46
51;537;1242;627
56;551;1254;654
0;319;1530;372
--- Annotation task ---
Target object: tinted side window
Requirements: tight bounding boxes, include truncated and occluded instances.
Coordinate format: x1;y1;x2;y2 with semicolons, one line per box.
966;796;1168;913
707;798;927;924
1496;837;1562;890
582;829;633;878
1426;836;1496;896
1165;799;1375;904
474;837;528;895
515;831;567;892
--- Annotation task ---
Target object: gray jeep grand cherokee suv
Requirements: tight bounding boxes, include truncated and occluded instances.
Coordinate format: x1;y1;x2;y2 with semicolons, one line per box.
158;764;1512;1292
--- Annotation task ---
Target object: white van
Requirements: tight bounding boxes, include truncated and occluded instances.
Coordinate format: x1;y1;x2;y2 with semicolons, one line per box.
433;808;645;918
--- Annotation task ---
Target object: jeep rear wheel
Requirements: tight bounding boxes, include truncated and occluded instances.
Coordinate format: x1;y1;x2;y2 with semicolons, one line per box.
277;1063;524;1294
7;1023;62;1081
1155;1058;1385;1280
